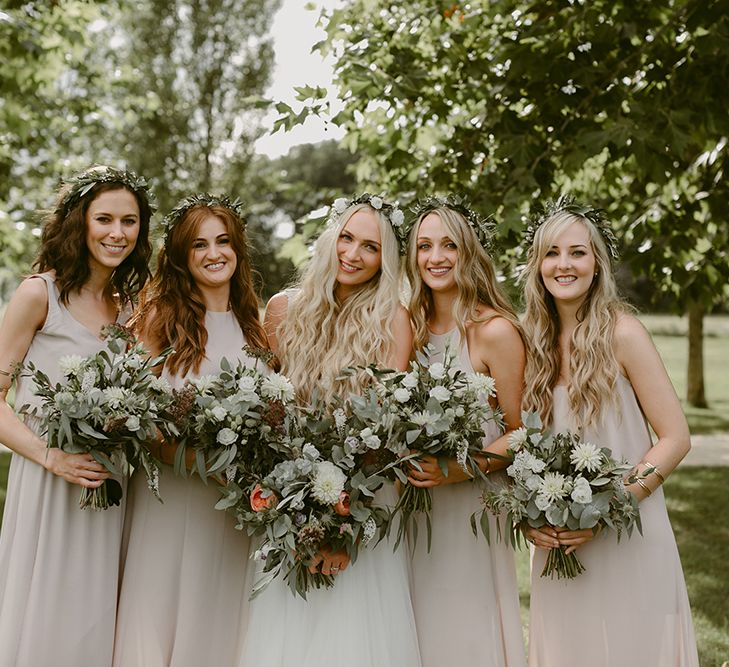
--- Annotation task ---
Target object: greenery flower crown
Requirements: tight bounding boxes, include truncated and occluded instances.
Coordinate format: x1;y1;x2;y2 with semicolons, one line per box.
329;192;407;254
407;194;495;253
161;193;245;239
56;165;155;219
523;195;620;261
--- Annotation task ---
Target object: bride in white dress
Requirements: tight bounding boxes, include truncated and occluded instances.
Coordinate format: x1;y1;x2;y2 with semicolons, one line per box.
239;195;421;667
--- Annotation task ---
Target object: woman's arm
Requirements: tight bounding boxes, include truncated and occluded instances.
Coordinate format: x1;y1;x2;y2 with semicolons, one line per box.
615;314;691;500
388;305;413;371
0;278;108;487
475;316;526;471
408;316;525;487
263;292;290;357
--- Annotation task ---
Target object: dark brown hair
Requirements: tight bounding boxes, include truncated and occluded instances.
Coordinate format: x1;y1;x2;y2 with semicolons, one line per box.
34;182;153;304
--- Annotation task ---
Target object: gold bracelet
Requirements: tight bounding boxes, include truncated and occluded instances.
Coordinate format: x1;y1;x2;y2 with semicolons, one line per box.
636;478;652;496
648;464;665;484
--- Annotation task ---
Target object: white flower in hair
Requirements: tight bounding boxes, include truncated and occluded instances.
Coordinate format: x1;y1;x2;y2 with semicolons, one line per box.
390;208;404;226
369;196;383;209
333;197;349;214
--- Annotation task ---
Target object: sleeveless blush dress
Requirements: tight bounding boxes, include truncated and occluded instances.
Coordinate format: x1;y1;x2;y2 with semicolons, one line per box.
528;375;699;667
0;273;126;666
113;311;256;667
409;329;527;667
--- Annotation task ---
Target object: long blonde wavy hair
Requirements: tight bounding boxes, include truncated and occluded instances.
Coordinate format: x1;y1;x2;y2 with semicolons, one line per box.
277;203;402;405
521;210;629;431
406;207;521;350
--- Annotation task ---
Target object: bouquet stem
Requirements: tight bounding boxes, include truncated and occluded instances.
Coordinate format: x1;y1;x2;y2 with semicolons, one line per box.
398;483;432;516
290;561;334;599
541;544;586;579
78;479;123;511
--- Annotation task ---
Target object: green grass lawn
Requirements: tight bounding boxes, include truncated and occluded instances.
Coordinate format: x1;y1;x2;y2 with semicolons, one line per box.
642;314;729;436
515;467;729;665
652;335;729;434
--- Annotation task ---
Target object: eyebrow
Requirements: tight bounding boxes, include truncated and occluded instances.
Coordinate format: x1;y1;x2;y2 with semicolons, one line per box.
341;230;380;247
417;235;454;243
91;210;139;218
549;243;588;248
193;233;229;241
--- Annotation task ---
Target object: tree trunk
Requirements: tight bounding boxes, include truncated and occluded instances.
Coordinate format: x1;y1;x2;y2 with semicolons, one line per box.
686;301;707;408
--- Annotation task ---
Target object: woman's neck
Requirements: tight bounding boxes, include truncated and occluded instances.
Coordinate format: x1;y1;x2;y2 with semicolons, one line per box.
79;266;114;302
428;289;457;332
199;284;231;312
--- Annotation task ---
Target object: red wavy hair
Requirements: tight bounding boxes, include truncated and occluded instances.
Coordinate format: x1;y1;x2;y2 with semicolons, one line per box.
133;204;273;376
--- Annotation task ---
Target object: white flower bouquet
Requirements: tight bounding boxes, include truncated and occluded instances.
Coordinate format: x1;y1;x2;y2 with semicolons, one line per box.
172;348;295;485
234;410;392;599
21;324;174;509
478;411;642;579
348;345;503;548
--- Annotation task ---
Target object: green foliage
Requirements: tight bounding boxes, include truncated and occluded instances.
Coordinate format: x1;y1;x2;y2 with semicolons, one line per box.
0;1;115;297
285;0;728;312
0;0;287;300
110;0;282;213
224;140;361;295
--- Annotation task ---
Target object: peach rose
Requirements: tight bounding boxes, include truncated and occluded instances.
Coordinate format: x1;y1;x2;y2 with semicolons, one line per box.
250;484;277;512
333;490;350;517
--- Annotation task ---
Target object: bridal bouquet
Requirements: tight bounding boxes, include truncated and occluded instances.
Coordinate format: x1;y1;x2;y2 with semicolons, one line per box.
172;348;295;484
349;345;503;548
234;411;392;599
478;411;642;579
21;324;173;509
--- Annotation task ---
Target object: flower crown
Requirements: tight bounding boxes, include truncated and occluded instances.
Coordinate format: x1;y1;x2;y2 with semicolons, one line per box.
56;165;155;219
408;195;495;253
329;193;407;254
523;195;620;261
161;193;245;239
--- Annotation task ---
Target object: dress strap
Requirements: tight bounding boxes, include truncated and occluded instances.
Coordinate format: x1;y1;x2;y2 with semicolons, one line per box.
26;272;62;332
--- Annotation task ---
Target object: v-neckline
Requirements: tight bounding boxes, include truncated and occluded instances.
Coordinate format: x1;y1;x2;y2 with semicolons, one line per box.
55;289;120;342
